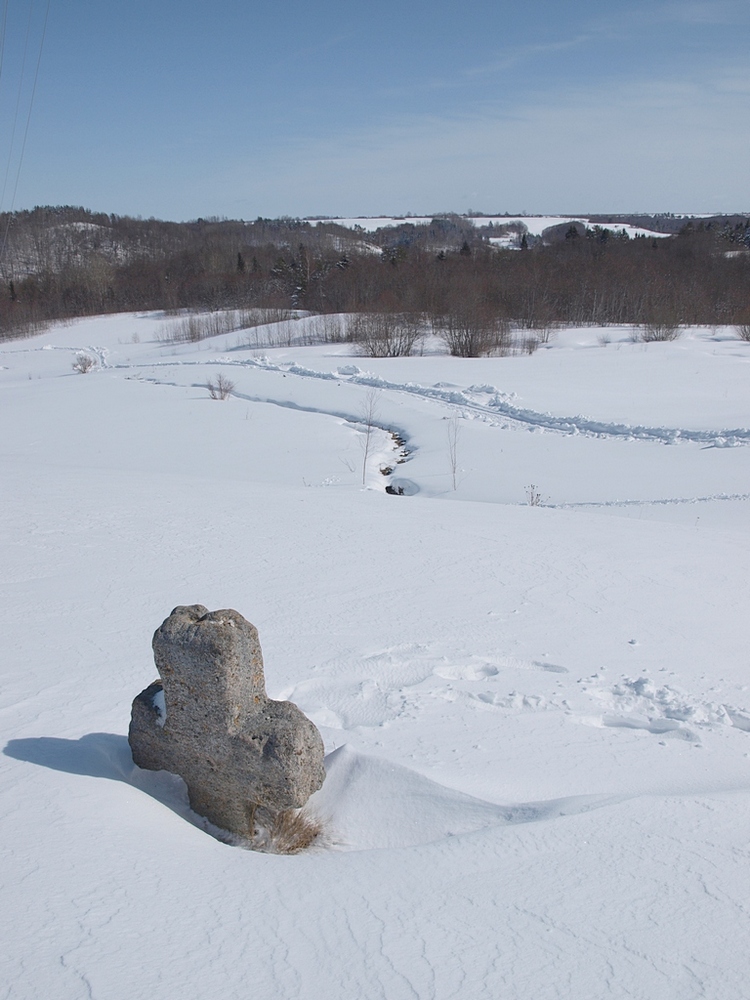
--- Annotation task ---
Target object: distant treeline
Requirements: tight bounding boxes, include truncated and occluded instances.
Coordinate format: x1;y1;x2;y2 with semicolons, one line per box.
0;205;749;344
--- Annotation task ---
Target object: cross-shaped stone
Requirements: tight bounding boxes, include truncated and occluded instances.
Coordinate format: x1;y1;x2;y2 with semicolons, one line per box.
129;605;325;837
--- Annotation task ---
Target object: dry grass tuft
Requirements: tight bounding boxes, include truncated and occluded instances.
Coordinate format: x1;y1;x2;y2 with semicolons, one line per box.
261;808;323;854
242;808;324;854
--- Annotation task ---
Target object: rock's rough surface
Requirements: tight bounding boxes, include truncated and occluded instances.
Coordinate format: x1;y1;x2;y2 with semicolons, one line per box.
129;605;325;837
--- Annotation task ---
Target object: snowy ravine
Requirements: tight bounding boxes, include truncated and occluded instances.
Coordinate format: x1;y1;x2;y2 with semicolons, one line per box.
1;312;749;1000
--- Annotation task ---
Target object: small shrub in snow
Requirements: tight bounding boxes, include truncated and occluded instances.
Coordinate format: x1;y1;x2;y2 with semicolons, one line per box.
207;373;235;400
434;306;511;357
639;321;681;342
735;323;750;342
350;312;422;357
72;352;96;374
526;484;545;507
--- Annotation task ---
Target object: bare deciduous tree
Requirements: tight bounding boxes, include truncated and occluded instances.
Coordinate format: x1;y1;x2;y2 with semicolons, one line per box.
359;387;380;485
447;414;460;491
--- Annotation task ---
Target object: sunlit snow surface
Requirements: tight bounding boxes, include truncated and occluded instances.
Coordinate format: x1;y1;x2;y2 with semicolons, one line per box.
318;214;671;239
2;313;750;999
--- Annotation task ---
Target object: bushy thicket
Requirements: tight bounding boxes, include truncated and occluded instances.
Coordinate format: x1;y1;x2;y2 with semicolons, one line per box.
0;206;748;345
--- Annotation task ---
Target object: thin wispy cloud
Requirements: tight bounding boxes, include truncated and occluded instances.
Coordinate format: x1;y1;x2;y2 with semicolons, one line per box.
590;0;750;34
370;33;594;106
658;0;749;25
212;63;750;219
462;35;592;79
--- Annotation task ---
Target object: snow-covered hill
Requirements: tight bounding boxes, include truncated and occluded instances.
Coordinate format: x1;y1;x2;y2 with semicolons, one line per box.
318;214;671;240
2;313;749;999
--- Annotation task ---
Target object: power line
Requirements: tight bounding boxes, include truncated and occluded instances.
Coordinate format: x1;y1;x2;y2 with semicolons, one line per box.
0;0;51;268
0;0;10;84
9;0;51;209
0;0;35;213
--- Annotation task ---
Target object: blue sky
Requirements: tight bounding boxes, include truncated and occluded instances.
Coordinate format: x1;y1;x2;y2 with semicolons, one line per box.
0;0;748;219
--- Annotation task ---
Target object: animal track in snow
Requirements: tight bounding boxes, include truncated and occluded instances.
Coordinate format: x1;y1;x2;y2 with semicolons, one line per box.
281;645;570;731
550;492;750;510
279;644;438;730
433;656;567;681
113;354;750;447
285;641;750;749
584;674;750;741
475;691;550;711
433;662;499;680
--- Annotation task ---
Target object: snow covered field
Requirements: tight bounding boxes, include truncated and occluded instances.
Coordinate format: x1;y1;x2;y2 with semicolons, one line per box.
318;215;670;239
2;312;749;999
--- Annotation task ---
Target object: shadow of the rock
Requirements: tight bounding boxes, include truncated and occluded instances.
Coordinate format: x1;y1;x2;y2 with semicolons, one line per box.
3;733;218;837
5;732;134;779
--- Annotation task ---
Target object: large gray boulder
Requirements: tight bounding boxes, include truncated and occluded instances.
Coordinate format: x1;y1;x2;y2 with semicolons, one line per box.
129;605;325;838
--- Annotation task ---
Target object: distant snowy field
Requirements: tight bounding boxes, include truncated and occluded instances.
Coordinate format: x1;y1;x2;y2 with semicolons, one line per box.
318;214;671;239
2;313;749;999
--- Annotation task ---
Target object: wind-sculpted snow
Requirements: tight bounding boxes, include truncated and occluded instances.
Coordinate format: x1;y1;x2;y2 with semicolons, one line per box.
309;745;623;850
